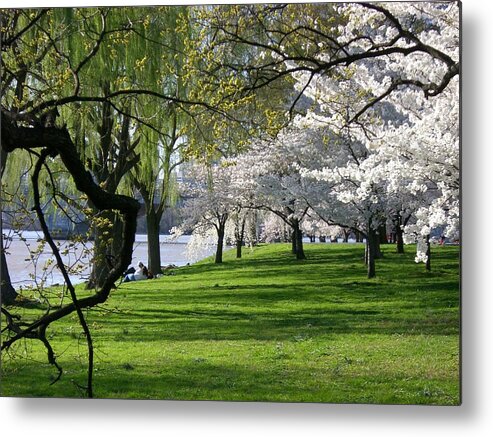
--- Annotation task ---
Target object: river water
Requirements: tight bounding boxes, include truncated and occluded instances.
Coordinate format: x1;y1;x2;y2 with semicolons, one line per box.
3;231;215;289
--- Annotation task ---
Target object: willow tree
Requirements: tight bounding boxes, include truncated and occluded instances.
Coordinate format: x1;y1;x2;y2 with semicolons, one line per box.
0;7;146;396
0;6;235;397
128;6;191;276
60;8;175;288
83;92;141;289
128;4;292;274
130;112;183;276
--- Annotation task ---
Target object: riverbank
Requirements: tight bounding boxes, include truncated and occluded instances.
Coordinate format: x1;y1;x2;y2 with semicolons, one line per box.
3;231;214;289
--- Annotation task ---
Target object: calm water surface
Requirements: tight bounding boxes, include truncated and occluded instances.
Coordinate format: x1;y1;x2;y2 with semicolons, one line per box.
3;231;215;288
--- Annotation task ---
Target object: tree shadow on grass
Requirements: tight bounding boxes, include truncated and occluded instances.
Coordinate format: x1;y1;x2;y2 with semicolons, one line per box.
99;302;459;343
84;245;461;340
109;256;459;342
2;352;460;404
117;277;459;309
191;252;364;275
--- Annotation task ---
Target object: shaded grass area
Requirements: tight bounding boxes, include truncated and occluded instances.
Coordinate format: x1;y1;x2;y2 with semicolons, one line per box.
1;243;460;404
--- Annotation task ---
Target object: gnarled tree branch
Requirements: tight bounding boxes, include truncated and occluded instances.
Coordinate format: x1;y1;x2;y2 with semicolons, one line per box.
1;113;140;398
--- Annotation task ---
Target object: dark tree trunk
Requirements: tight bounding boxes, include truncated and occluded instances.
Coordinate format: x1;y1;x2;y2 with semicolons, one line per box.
1;242;18;305
295;227;306;260
396;224;405;254
394;213;412;254
291;230;297;254
343;229;350;243
372;224;384;259
393;213;405;254
236;239;242;258
215;223;225;264
88;227;106;289
319;236;326;243
291;219;306;260
378;224;389;244
1;147;17;305
366;226;377;279
375;237;383;259
355;230;364;243
235;214;246;259
146;206;162;276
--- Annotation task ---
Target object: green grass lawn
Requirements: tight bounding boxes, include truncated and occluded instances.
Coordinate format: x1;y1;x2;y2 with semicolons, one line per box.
0;243;460;405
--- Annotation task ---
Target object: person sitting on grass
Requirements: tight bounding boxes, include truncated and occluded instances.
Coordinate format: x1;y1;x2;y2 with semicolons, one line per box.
123;262;148;282
143;264;154;279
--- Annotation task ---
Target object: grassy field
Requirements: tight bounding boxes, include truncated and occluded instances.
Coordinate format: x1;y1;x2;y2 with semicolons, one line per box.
0;242;460;405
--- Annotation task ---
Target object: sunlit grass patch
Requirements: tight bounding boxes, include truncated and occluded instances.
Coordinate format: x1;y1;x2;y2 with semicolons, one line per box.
1;243;460;404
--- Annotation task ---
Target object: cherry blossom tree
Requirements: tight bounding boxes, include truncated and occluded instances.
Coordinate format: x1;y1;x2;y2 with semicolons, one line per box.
280;2;460;274
181;1;460;272
231;127;324;260
378;79;460;268
176;160;237;264
195;2;459;121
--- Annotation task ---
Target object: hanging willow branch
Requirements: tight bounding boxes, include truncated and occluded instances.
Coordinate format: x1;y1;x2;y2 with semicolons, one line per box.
31;148;95;396
1;115;140;397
